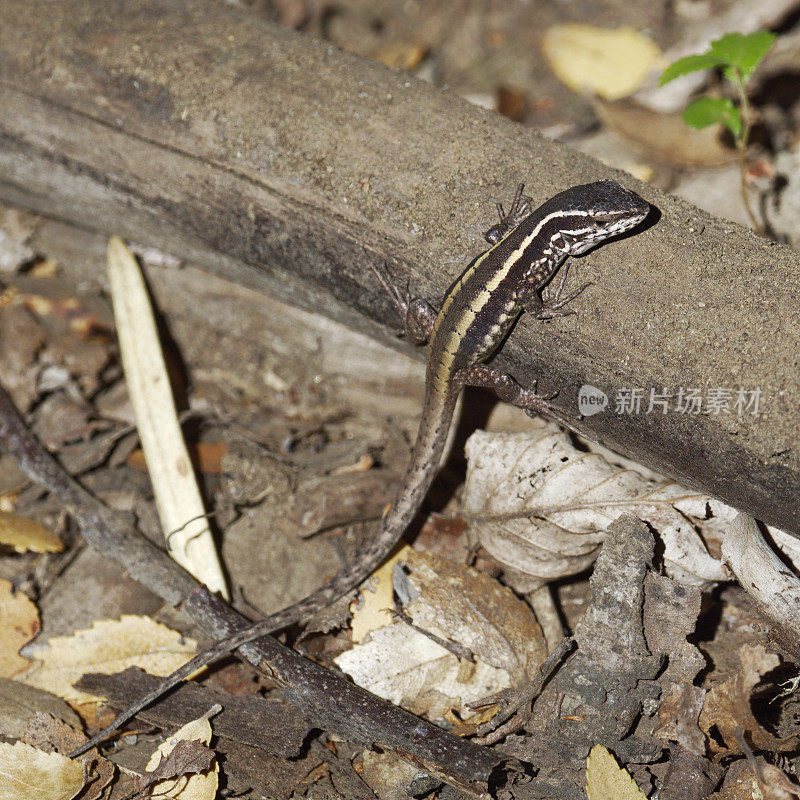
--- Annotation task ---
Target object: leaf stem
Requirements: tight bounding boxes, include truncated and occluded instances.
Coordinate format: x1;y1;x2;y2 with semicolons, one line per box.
732;70;762;233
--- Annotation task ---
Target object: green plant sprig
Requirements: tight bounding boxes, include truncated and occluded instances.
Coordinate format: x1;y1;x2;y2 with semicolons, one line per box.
660;31;776;232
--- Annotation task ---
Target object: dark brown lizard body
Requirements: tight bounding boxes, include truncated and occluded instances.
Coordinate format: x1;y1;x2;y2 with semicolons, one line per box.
71;180;648;757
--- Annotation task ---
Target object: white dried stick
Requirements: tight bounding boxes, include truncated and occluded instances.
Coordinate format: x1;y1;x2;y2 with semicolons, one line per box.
107;236;228;598
722;512;800;653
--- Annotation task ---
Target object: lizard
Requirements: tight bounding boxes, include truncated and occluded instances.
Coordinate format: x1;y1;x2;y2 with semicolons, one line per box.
70;179;649;757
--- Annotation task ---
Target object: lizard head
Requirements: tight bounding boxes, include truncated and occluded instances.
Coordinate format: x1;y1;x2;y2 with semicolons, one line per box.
556;179;650;255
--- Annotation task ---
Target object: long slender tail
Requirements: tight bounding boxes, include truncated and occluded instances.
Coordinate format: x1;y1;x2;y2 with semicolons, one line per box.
70;380;459;757
248;377;459;633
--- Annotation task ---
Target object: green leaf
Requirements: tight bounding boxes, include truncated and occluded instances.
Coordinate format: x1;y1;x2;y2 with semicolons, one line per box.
708;31;776;80
682;97;743;139
659;53;725;85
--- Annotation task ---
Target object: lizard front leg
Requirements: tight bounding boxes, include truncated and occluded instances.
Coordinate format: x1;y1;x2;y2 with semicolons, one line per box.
371;264;438;344
484;183;534;244
518;279;594;321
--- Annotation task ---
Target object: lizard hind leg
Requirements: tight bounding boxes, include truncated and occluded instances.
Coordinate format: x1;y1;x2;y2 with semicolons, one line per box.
405;298;438;344
458;363;583;434
459;364;555;414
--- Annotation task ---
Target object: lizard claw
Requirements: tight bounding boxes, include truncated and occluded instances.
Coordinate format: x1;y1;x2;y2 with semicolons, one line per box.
537;281;594;319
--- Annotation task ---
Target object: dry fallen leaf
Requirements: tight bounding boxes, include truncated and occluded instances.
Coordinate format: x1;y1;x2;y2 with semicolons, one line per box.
28;258;59;278
462;429;729;586
0;740;85;800
756;762;800;799
699;643;799;755
713;759;763;800
143;715;218;800
543;24;662;100
0;511;63;553
595;99;736;168
373;40;427;70
654;682;706;756
586;744;648;800
336;550;545;721
21;712;115;800
335;618;509;720
20;615;196;705
24;712;88;760
350;544;414;643
142;739;214;785
400;550;545;681
0;578;39;678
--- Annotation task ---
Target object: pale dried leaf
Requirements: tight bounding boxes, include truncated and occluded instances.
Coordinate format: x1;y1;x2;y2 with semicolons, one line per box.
713;760;762;800
653;683;706;755
0;578;38;677
138;740;215;795
20;615;196;704
0;740;85;800
595;100;736;169
23;712;85;755
143;715;218;800
543;24;662;100
76;757;115;800
335;621;509;720
336;551;545;720
0;511;63;553
28;258;59;278
462;430;728;585
20;712;116;800
586;744;648;800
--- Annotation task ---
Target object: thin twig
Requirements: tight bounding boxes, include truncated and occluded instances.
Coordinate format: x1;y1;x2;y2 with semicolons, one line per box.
472;637;575;745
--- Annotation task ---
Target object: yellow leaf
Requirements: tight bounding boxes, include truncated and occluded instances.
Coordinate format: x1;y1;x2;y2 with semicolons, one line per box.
586;745;648;800
0;578;39;677
543;25;662;100
20;615;196;704
0;511;63;553
350;544;413;643
0;740;85;800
